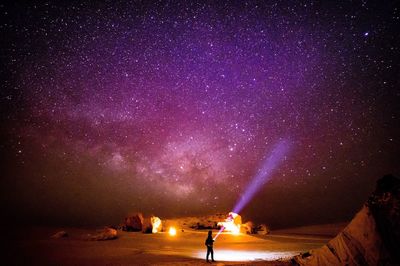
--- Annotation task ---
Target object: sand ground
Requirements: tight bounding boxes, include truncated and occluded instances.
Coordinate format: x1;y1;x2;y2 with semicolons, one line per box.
6;224;345;265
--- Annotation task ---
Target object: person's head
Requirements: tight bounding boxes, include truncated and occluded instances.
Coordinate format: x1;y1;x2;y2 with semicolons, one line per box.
208;230;212;236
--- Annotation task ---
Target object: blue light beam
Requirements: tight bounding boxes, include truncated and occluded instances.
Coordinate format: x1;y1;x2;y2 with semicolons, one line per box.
232;139;290;214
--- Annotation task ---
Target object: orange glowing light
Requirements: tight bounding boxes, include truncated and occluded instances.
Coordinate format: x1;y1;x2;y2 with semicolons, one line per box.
151;216;162;233
169;227;177;236
217;212;241;235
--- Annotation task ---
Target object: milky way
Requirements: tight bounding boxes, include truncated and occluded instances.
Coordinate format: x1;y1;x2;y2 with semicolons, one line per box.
1;1;399;227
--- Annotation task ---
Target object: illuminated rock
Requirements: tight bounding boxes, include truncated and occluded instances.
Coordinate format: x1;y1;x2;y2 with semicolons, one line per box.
123;212;144;231
293;175;400;265
85;227;117;241
217;212;242;234
241;221;255;234
151;216;162;233
256;224;270;235
163;213;227;230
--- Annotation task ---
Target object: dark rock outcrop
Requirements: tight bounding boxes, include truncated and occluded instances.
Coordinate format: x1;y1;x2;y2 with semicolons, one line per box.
256;224;270;235
123;212;144;231
141;217;154;233
293;174;400;266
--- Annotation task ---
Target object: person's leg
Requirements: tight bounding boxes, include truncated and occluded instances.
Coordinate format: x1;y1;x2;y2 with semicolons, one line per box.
211;248;214;261
206;248;210;262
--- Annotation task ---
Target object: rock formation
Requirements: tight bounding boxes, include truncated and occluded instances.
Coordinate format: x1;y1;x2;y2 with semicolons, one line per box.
293;174;400;265
241;221;255;234
256;224;270;235
123;212;144;231
142;217;153;233
85;227;117;241
151;216;162;233
51;231;68;239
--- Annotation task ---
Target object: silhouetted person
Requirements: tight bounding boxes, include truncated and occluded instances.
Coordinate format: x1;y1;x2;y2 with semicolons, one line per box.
205;230;215;262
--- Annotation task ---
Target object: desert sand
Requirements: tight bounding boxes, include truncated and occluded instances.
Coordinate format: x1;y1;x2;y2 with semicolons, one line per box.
6;224;345;265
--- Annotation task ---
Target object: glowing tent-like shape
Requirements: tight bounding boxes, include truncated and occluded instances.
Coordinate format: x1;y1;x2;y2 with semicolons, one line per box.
217;212;242;234
151;216;162;233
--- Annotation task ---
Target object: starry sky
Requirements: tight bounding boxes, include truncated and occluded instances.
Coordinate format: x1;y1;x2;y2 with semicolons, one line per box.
1;1;399;228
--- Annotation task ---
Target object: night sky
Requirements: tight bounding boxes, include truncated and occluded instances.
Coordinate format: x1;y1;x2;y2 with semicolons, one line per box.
1;1;399;228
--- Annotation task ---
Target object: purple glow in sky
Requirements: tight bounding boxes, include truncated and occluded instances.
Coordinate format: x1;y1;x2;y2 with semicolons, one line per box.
1;1;399;228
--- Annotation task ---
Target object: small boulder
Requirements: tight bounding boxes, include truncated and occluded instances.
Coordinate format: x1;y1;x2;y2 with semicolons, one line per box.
123;212;144;231
86;227;117;241
257;224;270;235
241;221;256;234
51;231;68;239
142;217;153;233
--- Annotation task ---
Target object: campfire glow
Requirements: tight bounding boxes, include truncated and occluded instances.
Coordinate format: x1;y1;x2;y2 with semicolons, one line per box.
169;227;177;236
151;216;162;233
217;212;241;235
